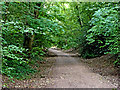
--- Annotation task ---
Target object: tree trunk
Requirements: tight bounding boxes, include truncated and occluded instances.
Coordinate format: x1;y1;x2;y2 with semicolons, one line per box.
28;34;34;50
23;33;34;50
76;4;83;27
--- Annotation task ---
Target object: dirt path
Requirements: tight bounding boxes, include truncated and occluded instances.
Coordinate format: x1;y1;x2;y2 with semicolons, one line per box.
46;48;117;88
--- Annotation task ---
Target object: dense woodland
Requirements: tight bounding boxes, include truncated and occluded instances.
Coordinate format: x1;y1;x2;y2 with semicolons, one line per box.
1;2;120;80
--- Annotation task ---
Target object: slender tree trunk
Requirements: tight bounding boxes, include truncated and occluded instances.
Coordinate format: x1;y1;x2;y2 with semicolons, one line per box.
76;3;83;27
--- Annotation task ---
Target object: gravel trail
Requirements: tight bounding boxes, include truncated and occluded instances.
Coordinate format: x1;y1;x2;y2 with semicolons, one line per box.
46;48;117;88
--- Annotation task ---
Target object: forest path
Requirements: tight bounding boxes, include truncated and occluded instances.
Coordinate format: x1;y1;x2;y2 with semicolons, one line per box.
46;48;117;88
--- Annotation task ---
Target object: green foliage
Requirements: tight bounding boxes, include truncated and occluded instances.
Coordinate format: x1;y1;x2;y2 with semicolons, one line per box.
86;5;119;60
2;21;24;46
2;2;65;79
30;47;46;59
2;44;36;79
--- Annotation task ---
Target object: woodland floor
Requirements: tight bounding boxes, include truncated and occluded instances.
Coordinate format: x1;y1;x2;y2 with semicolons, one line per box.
2;48;119;88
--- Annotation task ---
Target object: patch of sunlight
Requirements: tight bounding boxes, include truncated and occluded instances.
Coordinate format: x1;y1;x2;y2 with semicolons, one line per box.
64;3;69;8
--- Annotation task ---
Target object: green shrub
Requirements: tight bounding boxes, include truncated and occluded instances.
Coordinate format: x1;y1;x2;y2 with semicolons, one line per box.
2;44;36;79
86;6;119;64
